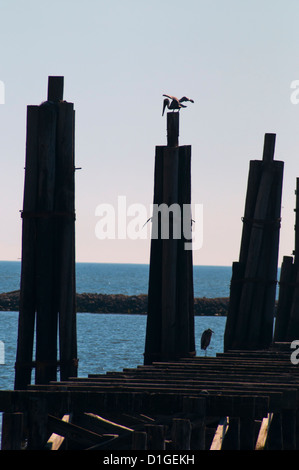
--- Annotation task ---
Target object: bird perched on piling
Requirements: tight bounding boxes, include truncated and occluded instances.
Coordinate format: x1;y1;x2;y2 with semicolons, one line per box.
162;94;194;116
201;328;214;356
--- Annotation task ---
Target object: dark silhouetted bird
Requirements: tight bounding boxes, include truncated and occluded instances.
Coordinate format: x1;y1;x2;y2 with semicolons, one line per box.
201;329;214;356
162;94;194;116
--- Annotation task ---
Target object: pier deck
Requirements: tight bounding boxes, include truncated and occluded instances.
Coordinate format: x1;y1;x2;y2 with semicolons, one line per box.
1;343;299;450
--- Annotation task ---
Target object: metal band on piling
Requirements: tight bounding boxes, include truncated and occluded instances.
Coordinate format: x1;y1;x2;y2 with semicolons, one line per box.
20;211;76;220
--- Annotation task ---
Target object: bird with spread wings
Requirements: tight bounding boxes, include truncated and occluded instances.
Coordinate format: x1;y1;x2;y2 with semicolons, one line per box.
162;94;194;116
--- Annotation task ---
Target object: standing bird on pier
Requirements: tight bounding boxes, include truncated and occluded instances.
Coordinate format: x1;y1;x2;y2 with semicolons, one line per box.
162;94;194;116
201;329;214;356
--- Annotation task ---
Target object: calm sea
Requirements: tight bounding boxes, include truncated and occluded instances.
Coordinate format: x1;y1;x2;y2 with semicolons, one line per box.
0;261;282;439
0;261;232;392
0;261;232;298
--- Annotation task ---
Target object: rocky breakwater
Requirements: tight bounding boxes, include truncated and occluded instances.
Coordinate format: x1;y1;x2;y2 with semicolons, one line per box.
0;291;229;316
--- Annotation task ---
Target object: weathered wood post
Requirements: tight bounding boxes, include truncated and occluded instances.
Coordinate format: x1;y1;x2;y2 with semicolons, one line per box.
145;425;165;450
224;133;284;350
35;97;58;384
284;178;299;340
273;256;295;342
1;413;23;450
171;418;192;450
14;105;39;389
294;177;299;265
274;178;299;342
144;111;195;364
14;76;77;389
183;396;206;450
55;91;77;381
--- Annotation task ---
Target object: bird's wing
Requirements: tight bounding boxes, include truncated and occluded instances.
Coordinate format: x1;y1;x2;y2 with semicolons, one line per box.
163;94;178;101
179;96;194;103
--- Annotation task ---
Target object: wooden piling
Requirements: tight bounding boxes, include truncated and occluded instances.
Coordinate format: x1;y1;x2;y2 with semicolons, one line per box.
239;416;255;450
183;396;206;450
286;267;299;341
267;412;283;450
167;111;179;147
283;179;299;340
1;413;23;450
171;418;192;450
14;76;77;389
55;100;77;381
238;160;263;265
222;417;240;450
273;256;295;342
47;76;64;102
131;431;147;450
274;178;299;342
224;262;245;353
282;409;296;450
293;177;299;266
35;101;58;385
15;106;39;390
177;146;195;356
224;133;284;350
145;424;165;450
161;147;179;360
144;112;195;364
27;396;48;450
144;147;164;364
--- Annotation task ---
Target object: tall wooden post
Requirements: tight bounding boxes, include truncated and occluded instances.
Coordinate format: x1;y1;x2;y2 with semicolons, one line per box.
273;256;295;342
285;179;299;340
294;178;299;266
144;112;195;364
274;178;299;342
14;105;39;389
224;133;284;351
14;76;77;389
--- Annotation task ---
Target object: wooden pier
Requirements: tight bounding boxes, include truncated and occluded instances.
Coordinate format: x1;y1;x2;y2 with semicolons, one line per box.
1;344;299;450
2;81;299;452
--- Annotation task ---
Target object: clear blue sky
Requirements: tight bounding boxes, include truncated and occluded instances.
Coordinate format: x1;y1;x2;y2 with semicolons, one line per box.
1;0;299;266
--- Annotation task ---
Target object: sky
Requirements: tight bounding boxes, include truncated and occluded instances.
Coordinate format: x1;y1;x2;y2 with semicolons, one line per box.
1;0;299;267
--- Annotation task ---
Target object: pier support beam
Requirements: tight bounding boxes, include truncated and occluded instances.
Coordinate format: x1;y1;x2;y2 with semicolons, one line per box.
15;76;77;389
224;133;284;350
144;112;195;364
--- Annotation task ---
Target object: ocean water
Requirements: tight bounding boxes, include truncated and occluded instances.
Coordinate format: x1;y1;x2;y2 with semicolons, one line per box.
0;261;232;298
0;311;226;390
0;309;226;442
0;261;231;393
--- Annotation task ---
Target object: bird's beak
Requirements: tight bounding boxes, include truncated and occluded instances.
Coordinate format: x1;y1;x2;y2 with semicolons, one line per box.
162;99;167;116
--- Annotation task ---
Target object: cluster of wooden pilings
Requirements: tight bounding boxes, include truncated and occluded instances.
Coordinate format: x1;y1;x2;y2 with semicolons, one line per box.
14;77;77;390
224;134;284;351
144;112;195;365
1;346;299;450
3;77;299;451
274;177;299;342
